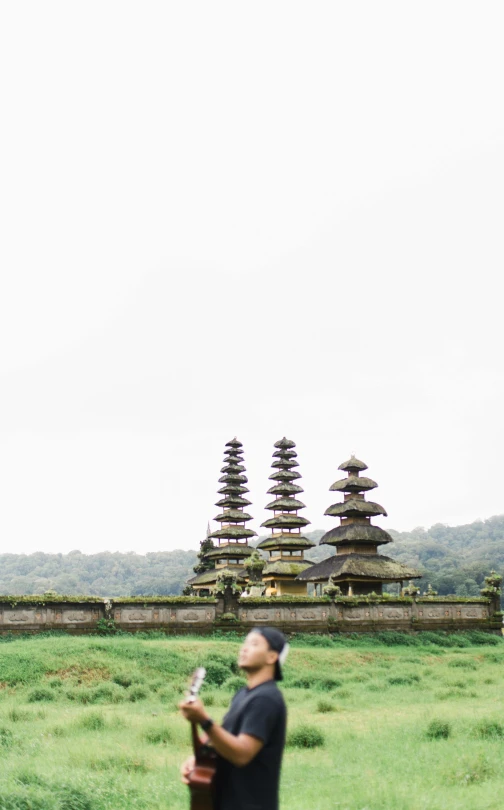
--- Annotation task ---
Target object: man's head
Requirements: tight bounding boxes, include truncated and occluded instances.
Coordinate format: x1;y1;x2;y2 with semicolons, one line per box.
238;628;289;681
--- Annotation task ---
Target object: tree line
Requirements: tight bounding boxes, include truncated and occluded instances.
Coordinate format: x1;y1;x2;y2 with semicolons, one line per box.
0;514;502;598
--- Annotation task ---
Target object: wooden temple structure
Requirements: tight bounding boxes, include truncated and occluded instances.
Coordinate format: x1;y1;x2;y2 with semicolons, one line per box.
296;455;420;595
188;438;255;595
257;438;314;595
188;443;421;597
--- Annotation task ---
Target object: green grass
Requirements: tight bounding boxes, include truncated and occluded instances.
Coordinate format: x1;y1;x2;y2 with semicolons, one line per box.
0;632;502;809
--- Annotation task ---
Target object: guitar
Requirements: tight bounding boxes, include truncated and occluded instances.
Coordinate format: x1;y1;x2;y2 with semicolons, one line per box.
186;667;217;810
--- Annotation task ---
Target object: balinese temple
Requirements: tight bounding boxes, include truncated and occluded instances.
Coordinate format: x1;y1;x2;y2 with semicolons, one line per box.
297;455;421;595
188;438;255;595
257;438;315;596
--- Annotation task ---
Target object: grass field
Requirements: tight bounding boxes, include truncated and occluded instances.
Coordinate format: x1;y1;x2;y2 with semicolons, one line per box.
0;631;503;810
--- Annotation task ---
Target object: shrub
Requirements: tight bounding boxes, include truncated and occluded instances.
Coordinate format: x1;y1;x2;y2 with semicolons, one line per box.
27;687;55;703
316;699;336;713
128;686;149;702
448;659;477;670
112;672;134;688
473;719;504;739
87;683;125;704
388;674;420;686
287;725;325;749
426;719;451;739
8;708;32;722
204;661;232;686
318;677;343;690
0;727;14;748
56;785;94;810
143;727;172;744
78;711;105;731
224;676;246;692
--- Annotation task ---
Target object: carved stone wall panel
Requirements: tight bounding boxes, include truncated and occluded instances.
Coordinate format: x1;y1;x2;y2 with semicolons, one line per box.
62;611;91;624
344;608;365;621
121;609;153;623
178;609;207;623
4;610;38;624
461;606;485;619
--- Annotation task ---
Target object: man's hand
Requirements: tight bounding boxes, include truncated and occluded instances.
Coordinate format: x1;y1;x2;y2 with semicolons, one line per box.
180;755;195;785
179;697;210;725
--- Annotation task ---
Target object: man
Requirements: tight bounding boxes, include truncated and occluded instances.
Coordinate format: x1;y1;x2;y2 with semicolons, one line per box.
180;627;288;810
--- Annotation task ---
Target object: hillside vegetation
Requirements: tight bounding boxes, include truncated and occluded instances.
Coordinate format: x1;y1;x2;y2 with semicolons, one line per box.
0;514;503;598
0;632;502;810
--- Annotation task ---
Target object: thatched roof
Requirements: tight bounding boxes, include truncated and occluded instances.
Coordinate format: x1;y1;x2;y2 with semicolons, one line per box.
217;484;250;495
264;497;306;512
296;554;422;582
220;463;246;474
269;469;302;481
215;495;252;508
330;475;378;493
188;566;248;586
271;459;300;469
273;449;297;459
261;514;311;529
325;499;387;518
209;526;257;540
267;482;304;496
338;455;368;472
225;438;243;448
321;524;393;546
274;437;296;449
205;545;255;560
257;534;315;550
213;509;253;523
218;473;248;484
263;559;314;577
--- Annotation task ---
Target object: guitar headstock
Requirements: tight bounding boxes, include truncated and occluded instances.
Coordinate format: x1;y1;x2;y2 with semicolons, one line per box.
187;666;207;701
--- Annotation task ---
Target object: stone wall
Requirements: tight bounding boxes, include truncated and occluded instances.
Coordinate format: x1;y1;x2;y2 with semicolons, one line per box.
0;594;500;635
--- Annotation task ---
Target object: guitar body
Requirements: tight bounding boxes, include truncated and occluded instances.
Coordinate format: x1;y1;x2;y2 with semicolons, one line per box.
188;724;217;810
186;670;217;810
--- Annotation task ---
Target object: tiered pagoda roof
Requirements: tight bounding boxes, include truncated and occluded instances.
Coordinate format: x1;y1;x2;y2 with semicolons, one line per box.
189;438;255;590
297;455;420;591
258;438;314;582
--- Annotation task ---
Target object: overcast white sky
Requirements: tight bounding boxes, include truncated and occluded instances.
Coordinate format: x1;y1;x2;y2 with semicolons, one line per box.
1;2;503;555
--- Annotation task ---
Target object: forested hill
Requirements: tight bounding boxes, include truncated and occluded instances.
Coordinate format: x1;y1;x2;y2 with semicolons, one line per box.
0;514;502;597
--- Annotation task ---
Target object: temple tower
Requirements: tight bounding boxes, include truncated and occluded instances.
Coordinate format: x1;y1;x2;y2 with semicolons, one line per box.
257;438;314;595
297;454;420;595
188;438;255;594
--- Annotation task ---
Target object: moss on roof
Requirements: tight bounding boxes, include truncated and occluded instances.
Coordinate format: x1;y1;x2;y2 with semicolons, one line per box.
330;475;378;493
321;524;393;546
218;473;248;484
209;526;257;540
264;497;307;511
213;509;254;523
220;464;246;474
263;560;314;577
261;514;311;529
205;545;255;559
338;455;368;472
267;483;304;495
274;437;296;449
272;449;297;459
296;553;422;582
189;566;248;585
257;534;315;550
269;469;302;481
215;495;252;508
217;484;250;495
325;499;387;518
271;459;300;469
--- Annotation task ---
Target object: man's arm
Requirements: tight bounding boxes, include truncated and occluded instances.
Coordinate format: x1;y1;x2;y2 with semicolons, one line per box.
179;698;264;767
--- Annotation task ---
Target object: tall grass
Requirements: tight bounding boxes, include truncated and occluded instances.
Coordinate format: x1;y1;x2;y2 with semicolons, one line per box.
0;633;502;809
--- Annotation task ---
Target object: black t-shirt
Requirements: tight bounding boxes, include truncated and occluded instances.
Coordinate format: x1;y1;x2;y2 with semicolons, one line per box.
214;679;287;810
